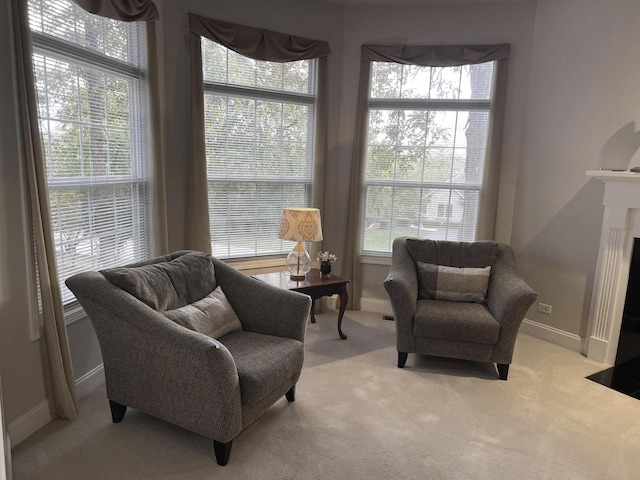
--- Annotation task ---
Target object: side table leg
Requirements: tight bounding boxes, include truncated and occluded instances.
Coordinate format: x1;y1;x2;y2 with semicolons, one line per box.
337;284;348;340
310;298;316;323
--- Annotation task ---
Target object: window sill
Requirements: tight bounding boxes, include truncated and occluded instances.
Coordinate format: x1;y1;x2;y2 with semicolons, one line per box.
223;255;288;273
64;302;87;326
361;254;391;266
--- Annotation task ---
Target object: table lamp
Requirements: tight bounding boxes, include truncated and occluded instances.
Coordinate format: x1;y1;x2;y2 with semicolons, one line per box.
278;207;323;279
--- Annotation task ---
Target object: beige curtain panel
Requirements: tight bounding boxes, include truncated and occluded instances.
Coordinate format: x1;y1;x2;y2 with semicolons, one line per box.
72;0;158;21
187;14;331;253
12;0;78;421
344;43;510;309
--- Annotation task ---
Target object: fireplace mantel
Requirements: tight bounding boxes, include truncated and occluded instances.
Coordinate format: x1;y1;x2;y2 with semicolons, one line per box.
585;170;640;364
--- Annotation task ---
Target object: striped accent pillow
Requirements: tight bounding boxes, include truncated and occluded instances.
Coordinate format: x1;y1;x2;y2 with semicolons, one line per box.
163;286;242;338
416;262;491;303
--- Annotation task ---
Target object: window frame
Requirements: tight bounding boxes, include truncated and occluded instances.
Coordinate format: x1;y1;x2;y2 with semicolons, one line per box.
361;63;495;256
29;1;151;316
201;41;318;260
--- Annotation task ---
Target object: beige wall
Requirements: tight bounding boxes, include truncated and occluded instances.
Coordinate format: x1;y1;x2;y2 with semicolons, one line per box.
338;2;537;299
512;0;640;337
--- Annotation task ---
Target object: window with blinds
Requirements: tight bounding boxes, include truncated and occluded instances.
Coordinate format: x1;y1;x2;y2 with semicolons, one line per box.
201;38;316;258
362;61;495;254
28;0;150;305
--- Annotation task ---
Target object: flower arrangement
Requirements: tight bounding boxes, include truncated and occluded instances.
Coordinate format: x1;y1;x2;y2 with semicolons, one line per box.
316;251;337;264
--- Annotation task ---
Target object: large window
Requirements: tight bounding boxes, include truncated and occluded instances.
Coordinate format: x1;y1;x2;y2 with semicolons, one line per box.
201;38;316;258
362;61;495;254
28;0;150;305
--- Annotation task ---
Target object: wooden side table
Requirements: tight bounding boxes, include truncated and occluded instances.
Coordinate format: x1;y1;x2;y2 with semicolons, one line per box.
252;269;350;340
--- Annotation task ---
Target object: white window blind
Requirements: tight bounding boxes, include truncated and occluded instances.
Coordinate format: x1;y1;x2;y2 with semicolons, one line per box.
201;38;316;258
362;61;495;254
28;0;150;305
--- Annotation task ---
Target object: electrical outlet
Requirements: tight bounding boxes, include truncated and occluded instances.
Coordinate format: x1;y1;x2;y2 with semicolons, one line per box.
538;303;552;315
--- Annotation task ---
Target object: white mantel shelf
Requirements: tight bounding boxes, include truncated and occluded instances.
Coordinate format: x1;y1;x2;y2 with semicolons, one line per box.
585;170;640;365
586;170;640;181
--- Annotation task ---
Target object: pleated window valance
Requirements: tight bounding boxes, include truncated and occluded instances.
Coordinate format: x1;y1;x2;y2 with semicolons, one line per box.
360;43;510;66
189;13;331;62
73;0;158;21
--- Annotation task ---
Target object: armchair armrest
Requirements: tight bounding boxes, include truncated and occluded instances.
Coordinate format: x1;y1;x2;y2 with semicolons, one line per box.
213;260;311;342
485;244;537;363
66;272;243;442
384;238;419;349
486;245;537;326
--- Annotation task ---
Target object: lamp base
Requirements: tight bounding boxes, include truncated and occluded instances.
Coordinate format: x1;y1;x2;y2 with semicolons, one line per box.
286;243;311;278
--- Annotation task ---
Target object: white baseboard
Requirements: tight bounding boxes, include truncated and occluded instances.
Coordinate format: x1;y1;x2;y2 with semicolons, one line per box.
75;364;105;400
519;318;582;352
361;297;393;316
7;400;51;448
8;364;105;449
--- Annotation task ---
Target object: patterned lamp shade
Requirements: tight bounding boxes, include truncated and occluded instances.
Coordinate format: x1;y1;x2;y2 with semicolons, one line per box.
278;207;323;243
278;207;322;279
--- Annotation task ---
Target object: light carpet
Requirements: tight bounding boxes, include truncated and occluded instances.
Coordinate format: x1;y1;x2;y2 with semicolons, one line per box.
11;310;640;479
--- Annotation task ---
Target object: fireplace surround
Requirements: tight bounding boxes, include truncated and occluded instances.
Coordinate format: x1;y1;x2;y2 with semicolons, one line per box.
585;170;640;365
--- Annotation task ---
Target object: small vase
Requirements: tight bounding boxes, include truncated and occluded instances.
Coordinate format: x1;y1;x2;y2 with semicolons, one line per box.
320;262;332;276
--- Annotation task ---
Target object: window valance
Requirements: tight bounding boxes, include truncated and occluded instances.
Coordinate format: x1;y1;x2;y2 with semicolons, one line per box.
361;43;510;67
189;14;330;62
73;0;158;21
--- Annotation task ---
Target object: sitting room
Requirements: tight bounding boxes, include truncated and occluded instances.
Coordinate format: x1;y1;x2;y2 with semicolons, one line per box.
1;0;640;478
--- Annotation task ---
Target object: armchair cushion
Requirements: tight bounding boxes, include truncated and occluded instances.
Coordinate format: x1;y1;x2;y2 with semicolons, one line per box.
414;299;500;344
416;262;491;303
163;286;242;339
406;238;498;268
101;252;216;311
219;331;304;408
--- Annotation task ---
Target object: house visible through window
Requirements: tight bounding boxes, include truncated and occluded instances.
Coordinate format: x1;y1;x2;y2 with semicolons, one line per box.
436;203;453;218
362;61;495;254
201;38;316;258
28;0;150;305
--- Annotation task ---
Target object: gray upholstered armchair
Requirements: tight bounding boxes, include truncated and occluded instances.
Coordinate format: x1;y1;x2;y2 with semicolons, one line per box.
66;251;311;466
384;238;536;380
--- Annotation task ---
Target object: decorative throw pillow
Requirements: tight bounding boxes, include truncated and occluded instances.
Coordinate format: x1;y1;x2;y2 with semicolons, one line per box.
416;261;491;303
101;252;216;311
163;286;242;339
101;263;179;311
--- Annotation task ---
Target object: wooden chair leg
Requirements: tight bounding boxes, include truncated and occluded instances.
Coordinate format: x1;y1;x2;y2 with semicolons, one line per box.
285;385;295;402
398;352;408;368
497;363;510;381
214;440;232;466
109;400;127;423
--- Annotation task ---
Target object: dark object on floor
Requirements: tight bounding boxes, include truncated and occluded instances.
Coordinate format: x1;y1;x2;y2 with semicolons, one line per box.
587;357;640;399
384;238;537;381
382;315;394;321
66;251;311;466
